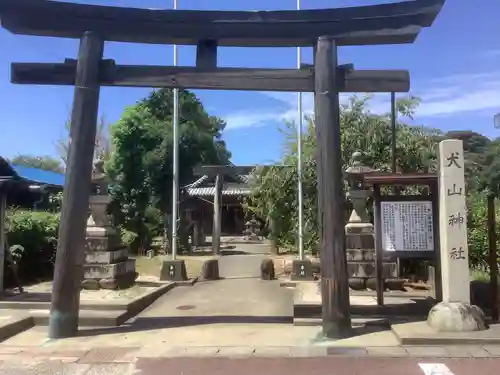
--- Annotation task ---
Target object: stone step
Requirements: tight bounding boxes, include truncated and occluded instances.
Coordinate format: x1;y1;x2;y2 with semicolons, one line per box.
0;281;179;314
0;308;130;343
29;309;130;327
83;259;136;279
0;300;127;311
293;282;434;319
293;316;389;327
293;302;431;319
0;312;34;342
283;260;398;278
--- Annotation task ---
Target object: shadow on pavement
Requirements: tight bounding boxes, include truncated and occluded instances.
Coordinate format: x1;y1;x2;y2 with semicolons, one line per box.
220;249;252;256
344;324;392;339
76;315;293;337
0;292;52;302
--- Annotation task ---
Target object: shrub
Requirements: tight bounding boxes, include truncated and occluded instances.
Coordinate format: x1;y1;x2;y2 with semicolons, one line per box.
5;208;60;285
120;227;138;247
468;192;500;271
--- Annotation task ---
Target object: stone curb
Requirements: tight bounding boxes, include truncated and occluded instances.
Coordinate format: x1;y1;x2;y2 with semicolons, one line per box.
132;345;500;359
0;316;33;343
3;345;500;361
0;280;191;340
0;281;190;311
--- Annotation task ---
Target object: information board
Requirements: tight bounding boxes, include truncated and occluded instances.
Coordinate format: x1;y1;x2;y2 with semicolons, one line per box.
380;201;434;252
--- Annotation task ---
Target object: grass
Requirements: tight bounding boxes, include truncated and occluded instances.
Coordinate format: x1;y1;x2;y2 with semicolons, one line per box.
134;254;209;280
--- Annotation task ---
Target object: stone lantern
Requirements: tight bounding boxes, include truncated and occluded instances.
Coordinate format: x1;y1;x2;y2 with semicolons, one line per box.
82;158;138;290
345;151;377;228
344;151;378;290
243;215;261;241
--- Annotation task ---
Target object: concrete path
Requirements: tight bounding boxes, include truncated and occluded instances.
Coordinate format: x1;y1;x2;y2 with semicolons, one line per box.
130;241;292;329
218;241;270;279
133;278;293;326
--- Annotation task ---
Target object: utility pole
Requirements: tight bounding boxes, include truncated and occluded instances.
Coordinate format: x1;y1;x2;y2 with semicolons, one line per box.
391;92;397;174
0;184;6;294
171;0;180;260
490;111;500;321
296;0;304;261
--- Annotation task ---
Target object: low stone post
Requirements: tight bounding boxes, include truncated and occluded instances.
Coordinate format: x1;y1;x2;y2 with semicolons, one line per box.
427;139;486;332
82;159;138;290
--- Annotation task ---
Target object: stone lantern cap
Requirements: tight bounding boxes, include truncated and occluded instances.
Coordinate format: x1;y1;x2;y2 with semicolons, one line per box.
344;151;380;190
345;151;377;176
91;157;109;196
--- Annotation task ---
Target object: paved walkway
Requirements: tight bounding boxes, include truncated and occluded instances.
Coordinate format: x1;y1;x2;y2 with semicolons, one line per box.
128;241;291;327
0;351;500;375
5;240;500;373
218;240;270;278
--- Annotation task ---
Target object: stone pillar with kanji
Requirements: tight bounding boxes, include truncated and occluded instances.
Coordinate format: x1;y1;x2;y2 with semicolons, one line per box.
82;158;138;290
427;139;486;332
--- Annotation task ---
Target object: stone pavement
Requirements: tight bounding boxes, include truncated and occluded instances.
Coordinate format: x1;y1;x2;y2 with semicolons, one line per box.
126;240;292;328
2;241;500;373
1;348;500;375
217;241;270;279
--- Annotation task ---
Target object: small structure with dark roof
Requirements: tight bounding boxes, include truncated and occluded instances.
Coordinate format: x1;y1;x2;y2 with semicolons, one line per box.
0;156;64;208
182;169;252;238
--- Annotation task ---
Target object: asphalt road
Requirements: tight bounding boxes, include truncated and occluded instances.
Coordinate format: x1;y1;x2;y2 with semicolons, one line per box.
133;357;500;375
2;357;499;375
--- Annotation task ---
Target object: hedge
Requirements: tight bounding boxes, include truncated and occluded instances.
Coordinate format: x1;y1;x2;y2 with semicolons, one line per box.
5;209;60;286
3;209;136;287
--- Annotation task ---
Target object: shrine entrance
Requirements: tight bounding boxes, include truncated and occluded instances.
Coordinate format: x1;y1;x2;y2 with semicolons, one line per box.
0;0;445;339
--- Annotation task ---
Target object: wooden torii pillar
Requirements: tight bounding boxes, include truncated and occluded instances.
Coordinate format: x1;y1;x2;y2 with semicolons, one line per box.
0;0;445;339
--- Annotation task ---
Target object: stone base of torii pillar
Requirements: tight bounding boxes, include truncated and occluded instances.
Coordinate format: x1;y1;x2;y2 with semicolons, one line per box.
427;302;487;332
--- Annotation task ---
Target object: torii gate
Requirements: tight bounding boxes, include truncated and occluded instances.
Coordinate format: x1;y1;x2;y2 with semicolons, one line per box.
0;0;445;339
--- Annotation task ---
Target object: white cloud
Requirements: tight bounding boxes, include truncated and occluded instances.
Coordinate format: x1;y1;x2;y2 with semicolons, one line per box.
416;72;500;117
222;70;500;130
482;49;500;57
223;111;279;129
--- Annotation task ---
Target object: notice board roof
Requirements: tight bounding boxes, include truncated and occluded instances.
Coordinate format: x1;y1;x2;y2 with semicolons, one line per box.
364;173;438;186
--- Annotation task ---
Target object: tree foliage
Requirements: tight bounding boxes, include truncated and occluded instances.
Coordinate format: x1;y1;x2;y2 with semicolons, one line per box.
246;95;500;270
5;209;60;284
106;88;231;252
10;154;64;174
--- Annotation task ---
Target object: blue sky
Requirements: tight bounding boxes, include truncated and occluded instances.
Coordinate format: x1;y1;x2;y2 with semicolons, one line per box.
1;0;499;166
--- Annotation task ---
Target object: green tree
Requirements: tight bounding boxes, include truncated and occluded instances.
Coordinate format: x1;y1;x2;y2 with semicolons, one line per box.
469;137;500;272
10;154;64;174
106;88;231;253
477;138;500;197
246;95;441;251
446;130;491;192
